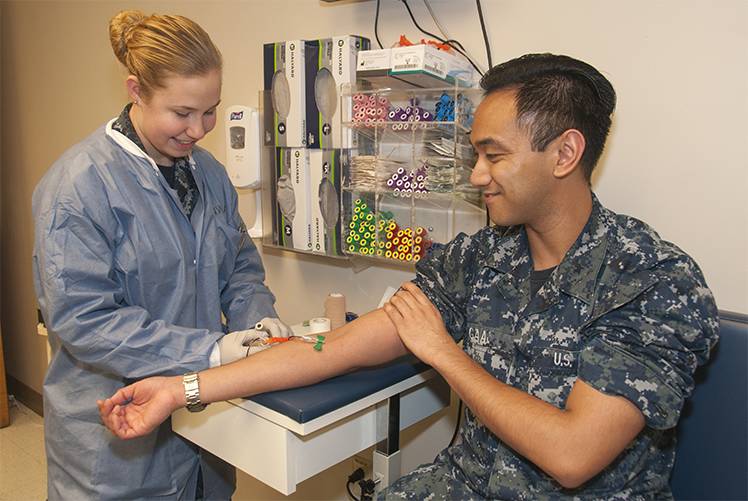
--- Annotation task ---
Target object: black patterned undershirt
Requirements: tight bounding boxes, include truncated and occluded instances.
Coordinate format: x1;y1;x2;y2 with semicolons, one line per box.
113;104;199;220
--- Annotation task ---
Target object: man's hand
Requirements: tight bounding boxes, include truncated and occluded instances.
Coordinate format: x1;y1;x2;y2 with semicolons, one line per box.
382;282;455;365
97;376;183;440
383;285;646;489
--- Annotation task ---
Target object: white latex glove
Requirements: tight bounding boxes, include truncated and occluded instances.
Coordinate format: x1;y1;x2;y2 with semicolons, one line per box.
218;318;293;364
246;317;294;356
218;329;264;365
254;317;293;338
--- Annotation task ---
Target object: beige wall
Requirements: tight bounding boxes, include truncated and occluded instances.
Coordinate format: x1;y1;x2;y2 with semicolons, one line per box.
1;0;746;498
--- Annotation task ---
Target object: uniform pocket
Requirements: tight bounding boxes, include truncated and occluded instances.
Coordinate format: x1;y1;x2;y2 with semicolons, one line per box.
463;323;515;379
529;346;580;376
516;345;582;408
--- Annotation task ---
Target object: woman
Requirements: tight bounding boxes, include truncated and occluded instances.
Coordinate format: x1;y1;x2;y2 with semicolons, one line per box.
32;11;287;500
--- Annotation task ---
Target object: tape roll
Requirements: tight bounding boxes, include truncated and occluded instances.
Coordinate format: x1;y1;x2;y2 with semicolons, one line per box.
324;293;347;330
309;317;331;334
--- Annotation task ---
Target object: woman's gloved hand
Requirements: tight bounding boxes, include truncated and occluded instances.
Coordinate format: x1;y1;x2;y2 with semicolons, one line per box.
218;318;293;364
218;329;264;365
255;317;292;338
245;317;294;356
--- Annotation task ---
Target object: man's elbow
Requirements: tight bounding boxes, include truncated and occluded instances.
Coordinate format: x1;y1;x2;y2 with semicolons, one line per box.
548;455;609;489
554;470;596;490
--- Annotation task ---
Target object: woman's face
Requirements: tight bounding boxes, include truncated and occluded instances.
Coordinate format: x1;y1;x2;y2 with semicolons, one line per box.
129;70;222;165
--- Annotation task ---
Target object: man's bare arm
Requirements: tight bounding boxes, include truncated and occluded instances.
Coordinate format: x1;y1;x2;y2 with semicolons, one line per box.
100;308;408;439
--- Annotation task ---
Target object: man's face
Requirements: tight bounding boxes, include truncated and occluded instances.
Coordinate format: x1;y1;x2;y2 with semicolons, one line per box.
131;70;222;165
469;90;558;229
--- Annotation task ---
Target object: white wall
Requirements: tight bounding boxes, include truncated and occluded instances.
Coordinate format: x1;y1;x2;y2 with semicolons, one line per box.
1;0;746;499
196;0;748;320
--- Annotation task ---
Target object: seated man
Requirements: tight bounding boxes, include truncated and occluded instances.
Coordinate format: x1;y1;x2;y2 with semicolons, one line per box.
100;53;719;500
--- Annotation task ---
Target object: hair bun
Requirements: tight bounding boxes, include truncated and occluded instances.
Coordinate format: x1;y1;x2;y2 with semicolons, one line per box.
109;10;147;67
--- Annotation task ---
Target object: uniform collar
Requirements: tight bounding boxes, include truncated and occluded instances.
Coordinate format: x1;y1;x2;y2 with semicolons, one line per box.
487;193;609;307
554;193;609;305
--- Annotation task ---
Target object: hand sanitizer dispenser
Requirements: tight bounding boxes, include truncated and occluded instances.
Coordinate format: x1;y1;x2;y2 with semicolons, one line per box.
226;105;263;237
226;105;260;189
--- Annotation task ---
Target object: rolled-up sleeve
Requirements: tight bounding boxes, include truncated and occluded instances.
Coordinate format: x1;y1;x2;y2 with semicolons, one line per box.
578;257;719;429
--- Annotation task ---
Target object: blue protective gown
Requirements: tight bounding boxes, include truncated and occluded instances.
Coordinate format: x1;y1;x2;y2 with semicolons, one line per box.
32;117;279;500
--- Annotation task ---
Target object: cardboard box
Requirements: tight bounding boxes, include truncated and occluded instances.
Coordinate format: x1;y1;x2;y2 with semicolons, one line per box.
389;45;473;88
357;46;474;89
356;48;421;89
263;41;306;147
309;149;346;256
357;48;391;71
272;148;312;251
305;36;370;149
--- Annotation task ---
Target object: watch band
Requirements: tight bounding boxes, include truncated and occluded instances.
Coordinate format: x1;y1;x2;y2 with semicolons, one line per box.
183;372;207;413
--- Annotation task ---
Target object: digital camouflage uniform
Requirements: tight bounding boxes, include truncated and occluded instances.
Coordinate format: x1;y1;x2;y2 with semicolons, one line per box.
383;194;719;501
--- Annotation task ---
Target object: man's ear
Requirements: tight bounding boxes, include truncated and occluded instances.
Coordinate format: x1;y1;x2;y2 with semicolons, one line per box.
126;75;143;104
553;129;585;179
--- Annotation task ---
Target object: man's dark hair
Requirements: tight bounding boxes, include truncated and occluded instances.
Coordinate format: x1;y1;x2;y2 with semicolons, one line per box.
480;53;616;183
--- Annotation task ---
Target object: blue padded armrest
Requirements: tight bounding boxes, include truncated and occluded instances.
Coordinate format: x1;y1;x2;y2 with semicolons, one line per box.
670;310;748;500
245;355;429;423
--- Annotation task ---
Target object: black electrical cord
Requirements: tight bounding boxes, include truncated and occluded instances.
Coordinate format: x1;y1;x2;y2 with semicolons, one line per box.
449;399;464;447
374;0;384;49
398;0;485;76
476;0;492;69
347;468;376;501
347;483;359;501
400;0;446;45
347;468;365;501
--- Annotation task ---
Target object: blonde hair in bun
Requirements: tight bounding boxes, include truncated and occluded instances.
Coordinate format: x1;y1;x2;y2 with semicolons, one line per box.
109;10;222;99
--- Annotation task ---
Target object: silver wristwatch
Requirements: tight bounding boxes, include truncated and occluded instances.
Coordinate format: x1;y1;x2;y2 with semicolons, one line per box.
183;372;207;413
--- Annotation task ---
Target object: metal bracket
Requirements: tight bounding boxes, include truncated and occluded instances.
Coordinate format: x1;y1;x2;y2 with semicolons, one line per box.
373;394;401;491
